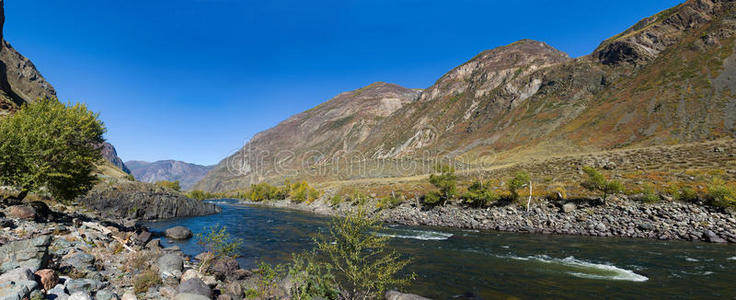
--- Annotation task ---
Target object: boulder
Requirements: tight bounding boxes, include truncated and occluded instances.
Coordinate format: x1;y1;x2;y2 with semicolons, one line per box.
165;226;193;240
121;291;137;300
47;284;70;300
223;281;243;298
65;278;105;294
145;239;162;250
95;290;119;300
27;201;51;221
61;253;95;274
0;235;52;272
177;278;212;298
158;254;184;279
34;269;58;291
68;292;92;300
0;280;37;300
180;269;201;282
385;290;431;300
210;256;239;280
7;205;35;220
131;231;152;246
0;267;34;283
703;230;727;243
174;293;210;300
562;203;576;213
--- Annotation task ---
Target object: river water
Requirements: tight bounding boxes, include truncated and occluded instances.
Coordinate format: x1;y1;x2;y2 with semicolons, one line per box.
145;200;736;299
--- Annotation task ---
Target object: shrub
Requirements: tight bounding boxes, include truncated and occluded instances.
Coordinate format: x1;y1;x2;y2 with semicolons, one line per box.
349;190;369;206
678;186;699;203
462;180;498;208
196;225;243;259
0;98;105;202
422;191;442;206
133;268;161;294
187;190;221;201
289;181;320;203
329;194;342;207
125;174;136;181
314;208;414;299
424;164;457;206
256;262;286;298
641;183;660;203
707;178;736;209
155;180;181;192
508;170;530;201
288;251;340;300
377;192;404;209
580;166;623;199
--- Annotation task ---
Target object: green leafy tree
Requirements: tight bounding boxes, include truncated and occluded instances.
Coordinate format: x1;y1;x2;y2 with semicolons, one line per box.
155;180;181;192
314;208;414;299
196;225;243;259
463;180;499;208
424;164;457;206
0;99;105;202
580;166;623;200
508;170;530;201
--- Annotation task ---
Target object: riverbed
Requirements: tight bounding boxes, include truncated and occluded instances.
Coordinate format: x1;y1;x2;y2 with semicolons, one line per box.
145;200;736;299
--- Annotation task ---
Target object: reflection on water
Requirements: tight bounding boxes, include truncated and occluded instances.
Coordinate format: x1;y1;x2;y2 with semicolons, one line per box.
145;201;736;299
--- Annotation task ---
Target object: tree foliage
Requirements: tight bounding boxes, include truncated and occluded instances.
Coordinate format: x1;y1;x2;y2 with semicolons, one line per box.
463;180;499;208
580;166;623;199
195;225;243;259
0;99;105;202
424;164;457;206
508;170;530;201
155;180;181;192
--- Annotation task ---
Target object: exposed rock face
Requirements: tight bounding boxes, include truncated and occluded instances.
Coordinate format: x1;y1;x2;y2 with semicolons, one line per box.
198;1;736;192
126;160;213;190
0;235;51;272
99;143;131;174
76;181;221;220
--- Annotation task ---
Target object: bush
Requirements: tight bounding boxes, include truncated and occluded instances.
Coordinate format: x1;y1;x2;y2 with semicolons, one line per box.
580;166;623;199
0;98;105;202
133;268;161;294
289;181;320;203
678;186;699;203
187;190;222;201
329;194;342;207
155;180;181;192
462;180;498;208
641;183;659;203
377;192;404;209
288;251;340;300
125;174;136;181
422;191;442;206
196;225;243;259
707;178;736;209
314;208;414;299
256;262;286;298
424;164;457;206
508;170;530;201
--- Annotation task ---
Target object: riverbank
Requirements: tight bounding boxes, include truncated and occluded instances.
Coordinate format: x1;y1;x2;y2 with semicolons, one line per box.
241;195;736;244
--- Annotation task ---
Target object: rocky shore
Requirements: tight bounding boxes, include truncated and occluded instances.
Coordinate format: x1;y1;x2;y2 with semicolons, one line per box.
243;196;736;244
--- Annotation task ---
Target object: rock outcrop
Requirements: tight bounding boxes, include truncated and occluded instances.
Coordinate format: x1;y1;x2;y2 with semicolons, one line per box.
76;181;221;220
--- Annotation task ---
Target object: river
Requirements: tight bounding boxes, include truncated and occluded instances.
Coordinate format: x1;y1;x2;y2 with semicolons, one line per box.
145;200;736;299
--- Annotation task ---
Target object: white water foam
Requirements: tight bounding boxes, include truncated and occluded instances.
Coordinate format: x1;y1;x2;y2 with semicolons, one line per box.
728;257;736;261
685;257;700;262
376;229;453;241
505;255;649;282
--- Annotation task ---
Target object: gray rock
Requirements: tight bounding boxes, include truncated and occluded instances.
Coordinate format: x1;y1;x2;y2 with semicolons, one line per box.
0;268;34;283
210;257;239;280
703;230;727;243
69;292;92;300
0;235;52;272
165;226;193;240
62;253;95;273
145;239;162;250
158;254;184;279
177;278;211;298
65;279;105;294
385;290;431;300
638;223;655;231
0;280;37;300
562;203;576;213
131;231;152;246
95;290;119;300
173;293;210;300
47;284;70;300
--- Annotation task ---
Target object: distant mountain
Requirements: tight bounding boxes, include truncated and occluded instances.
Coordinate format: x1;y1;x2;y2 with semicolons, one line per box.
197;0;736;192
126;160;214;190
99;143;131;174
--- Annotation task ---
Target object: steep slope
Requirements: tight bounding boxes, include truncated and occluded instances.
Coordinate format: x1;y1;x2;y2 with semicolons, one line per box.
100;143;131;174
126;160;213;190
198;0;736;192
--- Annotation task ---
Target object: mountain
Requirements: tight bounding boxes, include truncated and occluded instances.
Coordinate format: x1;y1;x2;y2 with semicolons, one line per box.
126;160;214;190
196;0;736;192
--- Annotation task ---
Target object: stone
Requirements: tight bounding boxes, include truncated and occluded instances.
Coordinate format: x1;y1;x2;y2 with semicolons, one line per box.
33;269;58;291
0;268;34;283
0;218;14;229
562;203;576;213
65;278;105;294
0;280;38;300
27;202;50;221
165;226;193;240
145;239;162;250
159;286;177;299
121;291;137;300
158;254;184;279
180;269;201;282
47;284;70;300
201;275;217;287
177;278;212;298
61;253;95;273
638;223;655;231
595;223;607;232
385;290;431;300
223;281;243;297
0;236;51;273
131;231;152;246
216;295;234;300
68;292;92;300
703;230;727;243
95;290;119;300
8;205;35;220
174;293;210;300
210;256;239;280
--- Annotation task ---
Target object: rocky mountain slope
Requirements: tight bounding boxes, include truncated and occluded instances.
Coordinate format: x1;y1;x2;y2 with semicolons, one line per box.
197;0;736;193
126;160;213;190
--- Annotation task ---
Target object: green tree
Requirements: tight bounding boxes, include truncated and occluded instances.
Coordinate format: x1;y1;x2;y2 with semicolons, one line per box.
155;180;181;192
0;99;105;202
314;208;414;299
508;170;530;201
424;164;457;206
580;166;623;200
463;180;499;208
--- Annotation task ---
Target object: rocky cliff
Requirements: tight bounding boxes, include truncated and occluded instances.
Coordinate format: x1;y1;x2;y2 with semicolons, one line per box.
197;0;736;192
126;160;213;190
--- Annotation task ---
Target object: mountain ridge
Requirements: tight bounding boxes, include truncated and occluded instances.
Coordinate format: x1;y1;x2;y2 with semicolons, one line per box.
126;160;214;191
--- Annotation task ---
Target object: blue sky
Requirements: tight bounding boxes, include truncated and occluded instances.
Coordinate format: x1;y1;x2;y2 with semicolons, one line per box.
5;0;681;165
